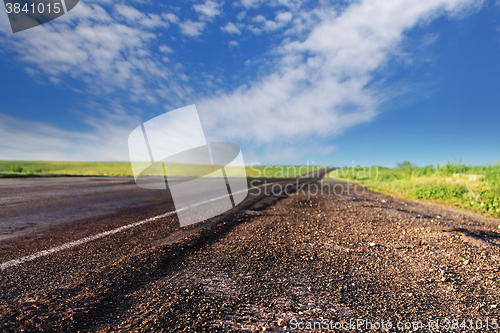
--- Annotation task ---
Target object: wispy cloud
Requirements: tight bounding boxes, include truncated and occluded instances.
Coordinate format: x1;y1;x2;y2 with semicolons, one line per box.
193;1;223;21
0;110;138;161
263;11;293;31
162;13;179;24
0;0;486;162
114;5;144;22
237;11;246;20
247;11;293;33
0;1;188;105
179;19;207;37
198;0;485;160
159;45;174;53
421;33;440;46
221;22;241;34
239;0;261;9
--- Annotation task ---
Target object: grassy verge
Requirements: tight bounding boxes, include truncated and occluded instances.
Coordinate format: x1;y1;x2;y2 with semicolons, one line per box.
0;161;323;178
0;161;135;177
326;161;500;219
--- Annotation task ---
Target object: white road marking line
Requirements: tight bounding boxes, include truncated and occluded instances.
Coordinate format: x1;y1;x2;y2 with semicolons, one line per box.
0;185;267;271
0;211;176;271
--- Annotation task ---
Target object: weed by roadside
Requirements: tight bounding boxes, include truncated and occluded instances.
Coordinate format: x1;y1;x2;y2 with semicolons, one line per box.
327;161;500;218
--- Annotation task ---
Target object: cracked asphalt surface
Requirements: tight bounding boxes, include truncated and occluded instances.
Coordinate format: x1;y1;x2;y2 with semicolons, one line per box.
1;178;499;332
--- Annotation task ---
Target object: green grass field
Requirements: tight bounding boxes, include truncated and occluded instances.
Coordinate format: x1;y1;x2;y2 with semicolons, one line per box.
3;160;498;218
0;161;322;178
0;161;135;177
326;161;500;218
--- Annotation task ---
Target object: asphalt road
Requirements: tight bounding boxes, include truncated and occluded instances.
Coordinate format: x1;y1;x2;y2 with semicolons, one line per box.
0;175;284;266
0;177;173;263
0;177;166;239
1;175;499;332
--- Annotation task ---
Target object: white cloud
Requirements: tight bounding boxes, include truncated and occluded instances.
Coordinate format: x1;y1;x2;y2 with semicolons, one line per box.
179;20;207;37
0;1;191;105
162;13;179;23
139;14;169;28
237;11;247;20
193;1;223;21
114;5;170;28
221;22;241;34
276;11;293;22
240;0;261;9
197;0;485;160
228;40;239;47
159;45;174;53
250;12;293;32
252;15;266;23
421;33;440;46
0;111;137;161
59;2;113;24
0;0;486;162
238;0;302;10
115;5;144;22
246;25;262;34
263;19;286;31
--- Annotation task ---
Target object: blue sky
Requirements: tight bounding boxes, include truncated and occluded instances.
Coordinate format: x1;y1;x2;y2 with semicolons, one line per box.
0;0;499;167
